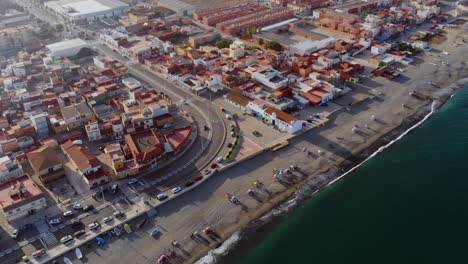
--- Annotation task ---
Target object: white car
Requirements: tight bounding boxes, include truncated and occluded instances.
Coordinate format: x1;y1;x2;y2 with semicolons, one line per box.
171;187;182;194
60;235;73;244
12;229;19;239
156;193;168;201
151;228;160;237
73;204;83;210
49;218;62;225
128;178;138;185
88;222;100;230
216;157;223;163
103;216;113;223
63;210;74;217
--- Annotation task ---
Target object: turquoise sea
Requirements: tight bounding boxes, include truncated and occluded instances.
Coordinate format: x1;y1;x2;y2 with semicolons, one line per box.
230;85;468;264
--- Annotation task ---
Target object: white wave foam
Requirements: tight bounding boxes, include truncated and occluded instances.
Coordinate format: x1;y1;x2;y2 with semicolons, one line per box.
194;231;242;264
327;100;438;187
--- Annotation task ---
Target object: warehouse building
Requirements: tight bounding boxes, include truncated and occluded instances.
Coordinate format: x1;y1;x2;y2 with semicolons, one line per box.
45;0;129;23
46;38;89;58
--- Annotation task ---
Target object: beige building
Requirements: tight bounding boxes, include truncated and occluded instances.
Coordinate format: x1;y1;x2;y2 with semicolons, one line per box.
60;102;96;130
27;145;65;184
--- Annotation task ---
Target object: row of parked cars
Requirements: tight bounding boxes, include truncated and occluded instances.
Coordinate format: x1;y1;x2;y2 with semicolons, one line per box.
60;210;125;245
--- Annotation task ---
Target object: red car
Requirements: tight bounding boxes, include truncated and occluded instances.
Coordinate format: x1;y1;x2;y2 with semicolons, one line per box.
194;175;203;182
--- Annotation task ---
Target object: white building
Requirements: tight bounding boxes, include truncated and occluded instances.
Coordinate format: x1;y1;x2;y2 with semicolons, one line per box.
85;121;102;141
252;68;288;90
371;43;392;55
45;0;130;23
289;37;336;56
229;43;245;59
122;77;142;91
0;156;24;184
46;38;89;58
30;112;50;137
0;174;46;222
263;107;302;134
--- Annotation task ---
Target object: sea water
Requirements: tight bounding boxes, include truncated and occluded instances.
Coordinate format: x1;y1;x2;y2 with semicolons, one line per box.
230;85;468;264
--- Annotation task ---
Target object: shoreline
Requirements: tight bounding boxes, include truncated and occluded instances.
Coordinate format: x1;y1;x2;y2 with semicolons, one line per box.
193;77;468;264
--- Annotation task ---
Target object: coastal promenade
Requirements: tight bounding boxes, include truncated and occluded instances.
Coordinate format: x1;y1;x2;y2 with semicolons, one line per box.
73;25;468;264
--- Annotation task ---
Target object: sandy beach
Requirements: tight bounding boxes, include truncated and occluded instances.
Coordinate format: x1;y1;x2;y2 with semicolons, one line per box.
77;26;468;264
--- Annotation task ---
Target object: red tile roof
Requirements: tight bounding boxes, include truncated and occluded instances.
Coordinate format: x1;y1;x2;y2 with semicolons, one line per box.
264;107;297;125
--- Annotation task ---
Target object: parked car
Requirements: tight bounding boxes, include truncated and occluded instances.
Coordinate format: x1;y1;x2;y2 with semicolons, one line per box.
151;228;160;237
162;124;172;129
171;187;182;194
49;218;62;225
73;204;83;210
194;175;203;182
203;169;211;175
113;211;124;218
83;205;94;212
216;157;223;163
110;184;119;194
88;221;100;230
74;230;86;238
63;210;74;217
156;193;168;201
127;178;138;185
185;180;195;187
71;221;83;229
12;229;19;239
103;216;113;223
60;235;73;244
20;224;33;231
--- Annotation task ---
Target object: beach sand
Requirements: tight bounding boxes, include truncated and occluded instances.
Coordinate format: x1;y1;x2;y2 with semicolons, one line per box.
81;28;468;264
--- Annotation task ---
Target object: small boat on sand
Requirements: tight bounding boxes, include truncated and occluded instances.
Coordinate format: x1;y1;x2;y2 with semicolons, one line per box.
64;257;72;264
75;248;83;259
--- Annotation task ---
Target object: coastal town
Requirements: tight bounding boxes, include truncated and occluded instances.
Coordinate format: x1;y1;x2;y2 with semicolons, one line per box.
0;0;466;263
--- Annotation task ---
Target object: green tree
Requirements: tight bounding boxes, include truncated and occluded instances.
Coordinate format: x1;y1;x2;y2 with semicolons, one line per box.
258;38;264;46
215;38;233;49
268;41;281;51
55;23;64;32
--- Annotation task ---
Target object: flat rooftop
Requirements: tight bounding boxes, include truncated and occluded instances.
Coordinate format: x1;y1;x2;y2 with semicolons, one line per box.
0;174;44;211
46;0;128;17
130;130;162;153
255;23;330;47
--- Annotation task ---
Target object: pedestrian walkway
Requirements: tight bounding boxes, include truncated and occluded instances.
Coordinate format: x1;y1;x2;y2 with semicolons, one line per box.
34;220;58;249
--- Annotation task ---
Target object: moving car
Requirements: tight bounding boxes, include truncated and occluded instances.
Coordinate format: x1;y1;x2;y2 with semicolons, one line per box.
63;211;74;217
49;218;62;225
156;193;168;201
73;204;83;210
60;235;73;244
171;187;182;194
103;216;113;223
88;221;100;230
